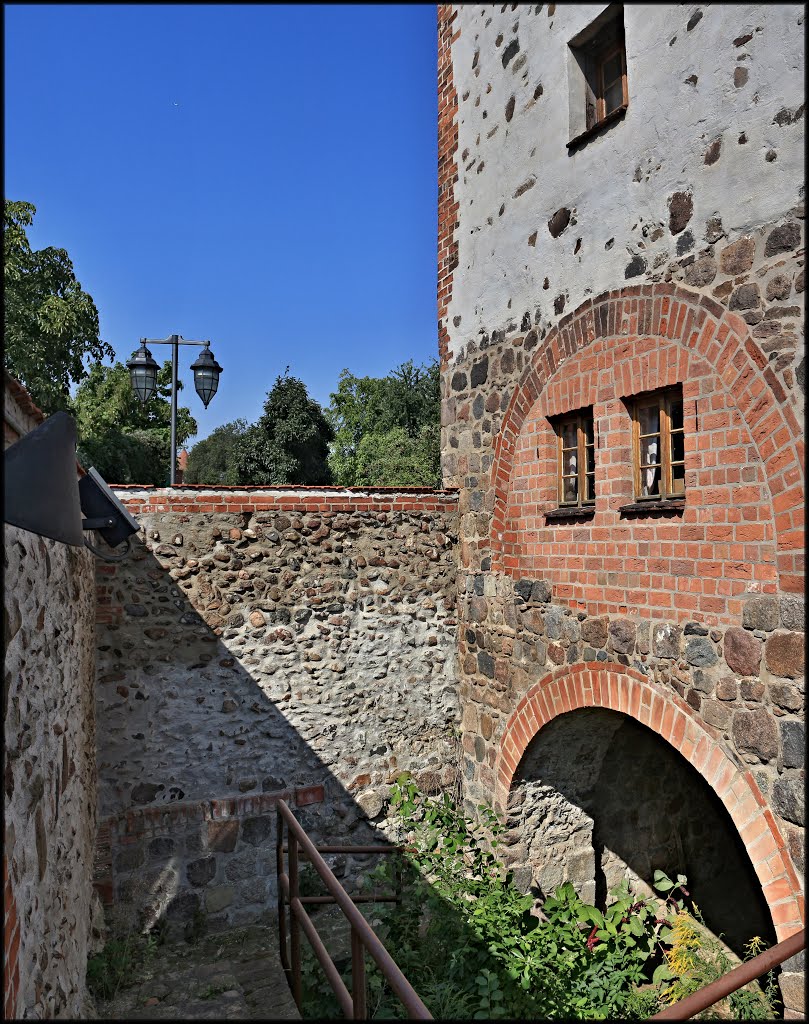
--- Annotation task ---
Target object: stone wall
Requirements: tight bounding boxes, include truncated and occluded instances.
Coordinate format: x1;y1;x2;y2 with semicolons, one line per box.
438;3;804;1013
93;486;459;936
4;378;99;1018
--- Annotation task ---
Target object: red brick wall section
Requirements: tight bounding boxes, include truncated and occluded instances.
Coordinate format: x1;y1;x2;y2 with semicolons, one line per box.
494;663;805;943
437;4;459;371
502;333;779;623
4;856;20;1020
489;284;804;614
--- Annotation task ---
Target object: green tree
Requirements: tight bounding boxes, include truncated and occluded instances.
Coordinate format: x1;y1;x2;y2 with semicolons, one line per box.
74;360;196;485
327;359;441;486
326;370;389;484
354;425;441;487
234;372;333;485
4;200;113;413
184;419;249;485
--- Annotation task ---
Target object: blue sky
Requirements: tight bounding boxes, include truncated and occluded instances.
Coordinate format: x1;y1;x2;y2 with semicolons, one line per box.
4;4;438;444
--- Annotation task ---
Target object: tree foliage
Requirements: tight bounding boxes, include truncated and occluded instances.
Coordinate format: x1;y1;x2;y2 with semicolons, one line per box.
236;373;334;485
183;419;249;485
184;372;333;486
353;426;441;487
4;200;113;413
327;359;441;486
74;360;196;485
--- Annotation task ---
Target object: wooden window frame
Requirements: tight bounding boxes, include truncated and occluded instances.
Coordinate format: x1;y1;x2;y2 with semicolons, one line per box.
631;387;685;502
582;20;628;132
555;409;596;509
595;42;627;124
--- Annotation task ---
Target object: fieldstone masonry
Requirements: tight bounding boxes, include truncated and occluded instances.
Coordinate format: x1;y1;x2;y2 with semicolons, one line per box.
4;378;100;1019
93;487;460;936
438;3;804;1014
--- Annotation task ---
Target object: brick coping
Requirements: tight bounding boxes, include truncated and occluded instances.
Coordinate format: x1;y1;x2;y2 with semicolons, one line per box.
111;484;459;495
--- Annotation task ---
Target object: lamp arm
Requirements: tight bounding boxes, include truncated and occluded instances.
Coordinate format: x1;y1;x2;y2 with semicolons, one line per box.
83;535;133;563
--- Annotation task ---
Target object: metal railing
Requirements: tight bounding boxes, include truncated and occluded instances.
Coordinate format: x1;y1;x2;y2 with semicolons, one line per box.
276;796;802;1020
276;798;432;1020
649;927;805;1020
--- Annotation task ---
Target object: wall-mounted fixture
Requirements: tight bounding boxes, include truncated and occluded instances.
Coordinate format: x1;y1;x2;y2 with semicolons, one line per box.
4;411;140;561
127;334;223;485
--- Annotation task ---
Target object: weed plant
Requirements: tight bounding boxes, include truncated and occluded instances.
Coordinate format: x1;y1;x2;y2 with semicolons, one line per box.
86;930;161;1002
298;776;779;1020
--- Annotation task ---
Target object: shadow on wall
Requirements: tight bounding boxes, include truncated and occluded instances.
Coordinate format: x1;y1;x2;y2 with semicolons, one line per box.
94;540;546;1018
94;512;460;941
506;707;777;958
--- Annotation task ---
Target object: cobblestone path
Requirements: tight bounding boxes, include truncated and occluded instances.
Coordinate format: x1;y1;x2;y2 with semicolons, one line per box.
94;923;300;1020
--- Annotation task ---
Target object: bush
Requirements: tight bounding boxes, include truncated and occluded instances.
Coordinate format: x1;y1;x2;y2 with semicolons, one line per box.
298;779;779;1020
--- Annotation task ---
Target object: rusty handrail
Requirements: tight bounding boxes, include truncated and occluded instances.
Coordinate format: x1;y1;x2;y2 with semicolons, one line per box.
649;927;805;1020
276;798;432;1019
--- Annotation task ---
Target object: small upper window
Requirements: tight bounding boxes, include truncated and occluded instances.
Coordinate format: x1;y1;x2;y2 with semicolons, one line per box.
568;5;628;148
631;388;685;501
584;21;627;130
555;409;595;508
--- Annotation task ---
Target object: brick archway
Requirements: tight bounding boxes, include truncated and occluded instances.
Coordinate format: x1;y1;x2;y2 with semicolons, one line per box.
489;283;804;593
494;662;804;941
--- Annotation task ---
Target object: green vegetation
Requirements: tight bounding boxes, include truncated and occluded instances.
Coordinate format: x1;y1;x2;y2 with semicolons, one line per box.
73;359;196;485
236;372;334;485
181;418;250;485
326;360;440;486
86;931;160;1002
185;371;333;486
185;359;440;487
299;778;779;1020
4;200;112;414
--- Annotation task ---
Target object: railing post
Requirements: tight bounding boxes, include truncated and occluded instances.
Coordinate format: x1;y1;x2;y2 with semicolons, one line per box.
394;852;402;905
289;830;302;1008
351;926;367;1020
276;805;289;975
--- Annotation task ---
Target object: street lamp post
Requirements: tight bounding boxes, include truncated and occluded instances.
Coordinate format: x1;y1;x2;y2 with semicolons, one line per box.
126;334;223;486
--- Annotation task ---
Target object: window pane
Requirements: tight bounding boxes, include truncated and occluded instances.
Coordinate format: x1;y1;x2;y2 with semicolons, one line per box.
585;473;595;501
641;466;660;497
671;431;685;464
672;464;685;494
602;52;623;85
586;445;595;474
669;397;683;431
563;477;578;503
563;449;579;477
638;405;659;436
561;422;577;448
604;79;624;114
640;434;661;466
584;416;594;444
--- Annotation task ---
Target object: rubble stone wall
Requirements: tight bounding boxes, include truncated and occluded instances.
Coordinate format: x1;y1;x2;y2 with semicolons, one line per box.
4;378;99;1019
93;487;459;935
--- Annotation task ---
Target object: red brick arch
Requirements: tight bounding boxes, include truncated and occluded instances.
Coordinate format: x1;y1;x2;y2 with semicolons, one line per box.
489;283;804;593
494;662;804;941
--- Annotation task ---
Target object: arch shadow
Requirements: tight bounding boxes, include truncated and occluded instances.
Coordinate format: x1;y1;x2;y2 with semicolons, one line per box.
494;663;804;943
